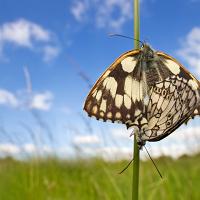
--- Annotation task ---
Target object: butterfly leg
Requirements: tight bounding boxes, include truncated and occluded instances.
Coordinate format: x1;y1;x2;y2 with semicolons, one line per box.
129;129;146;149
137;137;146;149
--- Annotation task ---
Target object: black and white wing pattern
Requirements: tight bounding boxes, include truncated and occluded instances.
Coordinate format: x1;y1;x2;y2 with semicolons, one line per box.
190;80;200;120
142;52;200;142
184;80;200;124
84;49;144;124
84;45;200;146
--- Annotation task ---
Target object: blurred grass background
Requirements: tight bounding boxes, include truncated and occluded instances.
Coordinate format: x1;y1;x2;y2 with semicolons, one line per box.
0;154;200;200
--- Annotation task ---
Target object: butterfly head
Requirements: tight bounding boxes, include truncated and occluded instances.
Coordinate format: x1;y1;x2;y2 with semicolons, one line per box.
141;43;156;61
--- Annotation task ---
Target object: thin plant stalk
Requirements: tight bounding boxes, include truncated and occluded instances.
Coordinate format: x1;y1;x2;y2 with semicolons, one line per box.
132;0;140;199
132;133;140;199
134;0;140;49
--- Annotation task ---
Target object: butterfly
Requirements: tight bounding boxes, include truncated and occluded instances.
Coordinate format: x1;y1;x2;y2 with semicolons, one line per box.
84;44;200;148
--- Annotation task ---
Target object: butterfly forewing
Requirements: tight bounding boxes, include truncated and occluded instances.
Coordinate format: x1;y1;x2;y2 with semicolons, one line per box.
84;49;146;124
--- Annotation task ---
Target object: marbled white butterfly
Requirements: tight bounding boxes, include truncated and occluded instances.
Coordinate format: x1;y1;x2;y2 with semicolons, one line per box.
84;44;200;148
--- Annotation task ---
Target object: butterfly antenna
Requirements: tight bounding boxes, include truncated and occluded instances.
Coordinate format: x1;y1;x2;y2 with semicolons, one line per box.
118;158;134;174
108;33;144;46
144;146;163;179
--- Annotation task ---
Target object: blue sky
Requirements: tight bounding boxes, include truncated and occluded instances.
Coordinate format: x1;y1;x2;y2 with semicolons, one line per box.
0;0;200;159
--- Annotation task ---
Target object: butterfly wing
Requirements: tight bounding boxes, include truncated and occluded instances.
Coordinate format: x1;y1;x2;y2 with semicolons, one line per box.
184;103;200;124
84;47;200;144
190;80;200;119
185;79;200;124
84;49;146;125
142;52;200;142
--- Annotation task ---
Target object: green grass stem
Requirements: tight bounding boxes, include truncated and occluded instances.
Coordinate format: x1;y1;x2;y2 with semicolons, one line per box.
132;0;140;199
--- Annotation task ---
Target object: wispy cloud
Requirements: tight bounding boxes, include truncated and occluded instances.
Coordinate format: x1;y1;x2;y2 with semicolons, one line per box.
73;134;101;145
70;0;132;31
71;1;88;22
0;19;59;61
1;124;199;159
111;127;132;140
0;143;20;154
0;88;54;111
96;146;132;160
43;45;60;62
78;146;132;160
0;143;53;156
177;27;200;76
0;89;19;107
22;143;52;154
107;124;200;159
0;18;50;47
29;91;54;111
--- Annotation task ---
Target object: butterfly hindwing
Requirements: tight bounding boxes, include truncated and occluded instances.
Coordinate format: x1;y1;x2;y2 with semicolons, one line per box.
140;52;200;141
190;80;200;119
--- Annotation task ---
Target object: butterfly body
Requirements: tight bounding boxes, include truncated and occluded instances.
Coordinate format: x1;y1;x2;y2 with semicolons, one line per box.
84;44;200;148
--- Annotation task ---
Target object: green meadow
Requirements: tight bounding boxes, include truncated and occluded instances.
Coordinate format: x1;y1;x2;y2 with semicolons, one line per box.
1;154;200;200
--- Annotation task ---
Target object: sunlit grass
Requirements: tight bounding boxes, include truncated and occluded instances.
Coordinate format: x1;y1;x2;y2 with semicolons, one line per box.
0;155;200;200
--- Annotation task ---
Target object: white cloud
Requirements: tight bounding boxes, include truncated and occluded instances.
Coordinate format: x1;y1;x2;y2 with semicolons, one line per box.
0;87;54;111
96;146;132;160
96;0;132;31
0;125;199;160
0;19;59;61
43;45;60;62
0;143;53;157
23;143;37;153
30;91;53;111
147;143;189;159
177;27;200;76
111;127;132;140
0;143;20;154
0;18;50;47
22;143;52;154
73;134;101;145
71;1;88;22
107;124;200;160
76;124;200;160
70;0;132;31
142;125;200;159
0;89;18;107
